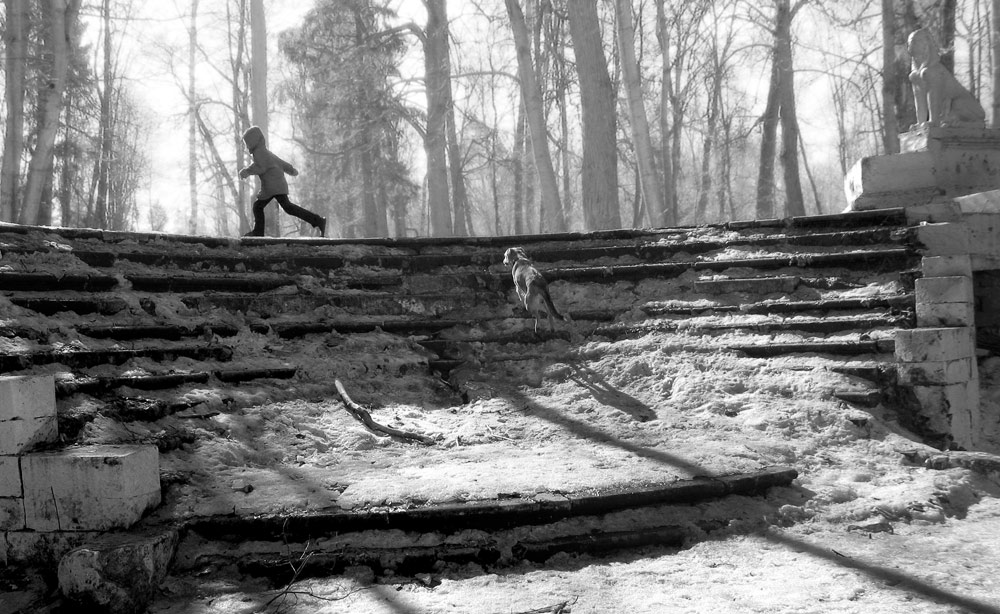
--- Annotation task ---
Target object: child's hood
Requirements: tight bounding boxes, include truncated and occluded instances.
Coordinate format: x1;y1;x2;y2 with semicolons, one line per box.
242;126;265;151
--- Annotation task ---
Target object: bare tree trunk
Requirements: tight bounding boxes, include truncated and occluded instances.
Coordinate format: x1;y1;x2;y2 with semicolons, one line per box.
993;0;1000;126
777;0;805;217
506;0;564;233
655;0;678;227
188;0;199;235
756;47;780;219
513;95;526;234
422;0;452;237
230;0;250;233
940;0;957;73
250;0;275;235
566;0;619;230
696;74;719;224
433;0;469;236
881;0;900;153
21;0;81;225
93;0;113;229
616;0;661;228
2;0;28;223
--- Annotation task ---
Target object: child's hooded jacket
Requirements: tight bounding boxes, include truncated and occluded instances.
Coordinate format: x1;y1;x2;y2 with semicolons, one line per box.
240;126;298;200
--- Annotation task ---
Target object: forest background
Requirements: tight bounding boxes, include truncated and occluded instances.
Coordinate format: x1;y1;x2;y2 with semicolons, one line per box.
0;0;995;239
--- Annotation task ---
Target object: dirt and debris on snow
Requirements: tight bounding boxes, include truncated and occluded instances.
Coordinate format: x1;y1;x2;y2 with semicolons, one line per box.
2;225;999;614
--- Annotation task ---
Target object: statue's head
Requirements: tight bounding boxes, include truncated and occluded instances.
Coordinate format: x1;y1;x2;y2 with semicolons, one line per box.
907;28;939;67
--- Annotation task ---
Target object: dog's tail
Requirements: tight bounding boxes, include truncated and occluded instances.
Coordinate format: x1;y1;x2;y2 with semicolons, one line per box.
544;292;572;323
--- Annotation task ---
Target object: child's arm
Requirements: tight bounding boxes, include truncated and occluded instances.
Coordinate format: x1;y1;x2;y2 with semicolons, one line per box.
276;155;299;177
239;161;264;179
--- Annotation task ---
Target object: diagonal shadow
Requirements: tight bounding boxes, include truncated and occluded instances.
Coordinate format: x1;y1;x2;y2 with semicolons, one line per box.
764;530;1000;614
503;386;713;478
492;375;1000;613
568;363;656;422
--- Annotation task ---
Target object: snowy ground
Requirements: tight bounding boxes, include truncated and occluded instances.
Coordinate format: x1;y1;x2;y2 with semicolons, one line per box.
124;329;1000;614
4;227;1000;613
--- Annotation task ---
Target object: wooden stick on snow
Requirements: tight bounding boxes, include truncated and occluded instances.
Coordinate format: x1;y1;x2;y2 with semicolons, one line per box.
334;379;436;446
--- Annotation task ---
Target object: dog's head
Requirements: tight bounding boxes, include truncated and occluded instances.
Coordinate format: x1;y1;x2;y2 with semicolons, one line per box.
503;247;529;267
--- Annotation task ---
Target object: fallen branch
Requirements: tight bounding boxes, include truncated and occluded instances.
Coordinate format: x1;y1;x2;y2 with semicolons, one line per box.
335;379;436;446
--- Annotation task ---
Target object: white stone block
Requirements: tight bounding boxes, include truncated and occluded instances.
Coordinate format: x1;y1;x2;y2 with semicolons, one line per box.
922;255;972;277
845;152;937;204
954;188;1000;213
903;202;963;223
916;300;975;327
0;455;20;498
916;276;974;305
0;496;25;531
0;375;57;455
914;223;971;257
898;358;975;386
22;445;160;532
896;327;975;363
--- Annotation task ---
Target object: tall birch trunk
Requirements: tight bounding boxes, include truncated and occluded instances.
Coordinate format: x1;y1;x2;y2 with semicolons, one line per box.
566;0;619;230
616;0;661;228
188;0;199;234
423;0;452;237
993;0;1000;126
505;0;564;233
881;0;900;153
250;0;274;234
777;0;805;217
20;0;81;225
655;0;676;227
1;0;28;222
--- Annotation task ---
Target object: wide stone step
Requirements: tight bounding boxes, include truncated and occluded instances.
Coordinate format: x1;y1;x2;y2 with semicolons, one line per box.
8;296;129;316
0;343;234;373
55;365;298;397
642;294;915;316
0;271;118;292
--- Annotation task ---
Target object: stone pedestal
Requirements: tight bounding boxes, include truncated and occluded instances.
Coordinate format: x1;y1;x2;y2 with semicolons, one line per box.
0;375;57;455
846;127;1000;210
22;445;161;532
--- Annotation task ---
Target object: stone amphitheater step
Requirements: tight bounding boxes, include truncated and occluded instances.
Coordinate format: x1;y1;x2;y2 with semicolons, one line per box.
55;365;298;397
175;467;797;580
0;342;233;373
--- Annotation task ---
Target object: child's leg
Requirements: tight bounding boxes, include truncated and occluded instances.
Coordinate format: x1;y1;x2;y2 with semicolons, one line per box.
274;194;323;229
246;197;271;236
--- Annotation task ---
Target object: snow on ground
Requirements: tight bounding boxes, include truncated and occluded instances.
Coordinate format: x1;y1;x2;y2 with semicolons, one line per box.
129;327;1000;614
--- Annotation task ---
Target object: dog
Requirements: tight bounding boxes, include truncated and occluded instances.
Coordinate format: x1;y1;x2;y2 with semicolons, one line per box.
503;247;571;333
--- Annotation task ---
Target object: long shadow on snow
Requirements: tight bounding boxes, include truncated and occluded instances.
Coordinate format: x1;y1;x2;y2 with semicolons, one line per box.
490;372;1000;614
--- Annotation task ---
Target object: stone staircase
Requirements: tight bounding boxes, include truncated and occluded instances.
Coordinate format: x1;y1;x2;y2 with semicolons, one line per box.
0;208;921;430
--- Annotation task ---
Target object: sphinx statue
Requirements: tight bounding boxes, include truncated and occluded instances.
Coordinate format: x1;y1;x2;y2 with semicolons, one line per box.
908;28;986;129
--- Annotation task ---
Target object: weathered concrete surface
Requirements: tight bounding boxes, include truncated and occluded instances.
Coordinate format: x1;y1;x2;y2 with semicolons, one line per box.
22;445;161;531
58;529;178;614
0;496;25;531
0;455;20;498
847;127;1000;210
0;375;57;455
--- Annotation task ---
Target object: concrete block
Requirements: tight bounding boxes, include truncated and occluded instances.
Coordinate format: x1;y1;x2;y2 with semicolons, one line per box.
0;497;25;531
917;300;975;327
916;276;974;305
22;445;160;532
913;223;971;256
922;255;972;277
0;455;20;498
0;375;57;455
2;530;99;566
903;202;963;223
59;529;178;614
896;327;975;363
911;383;972;436
845;152;937;204
898;358;975;386
954;188;1000;213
